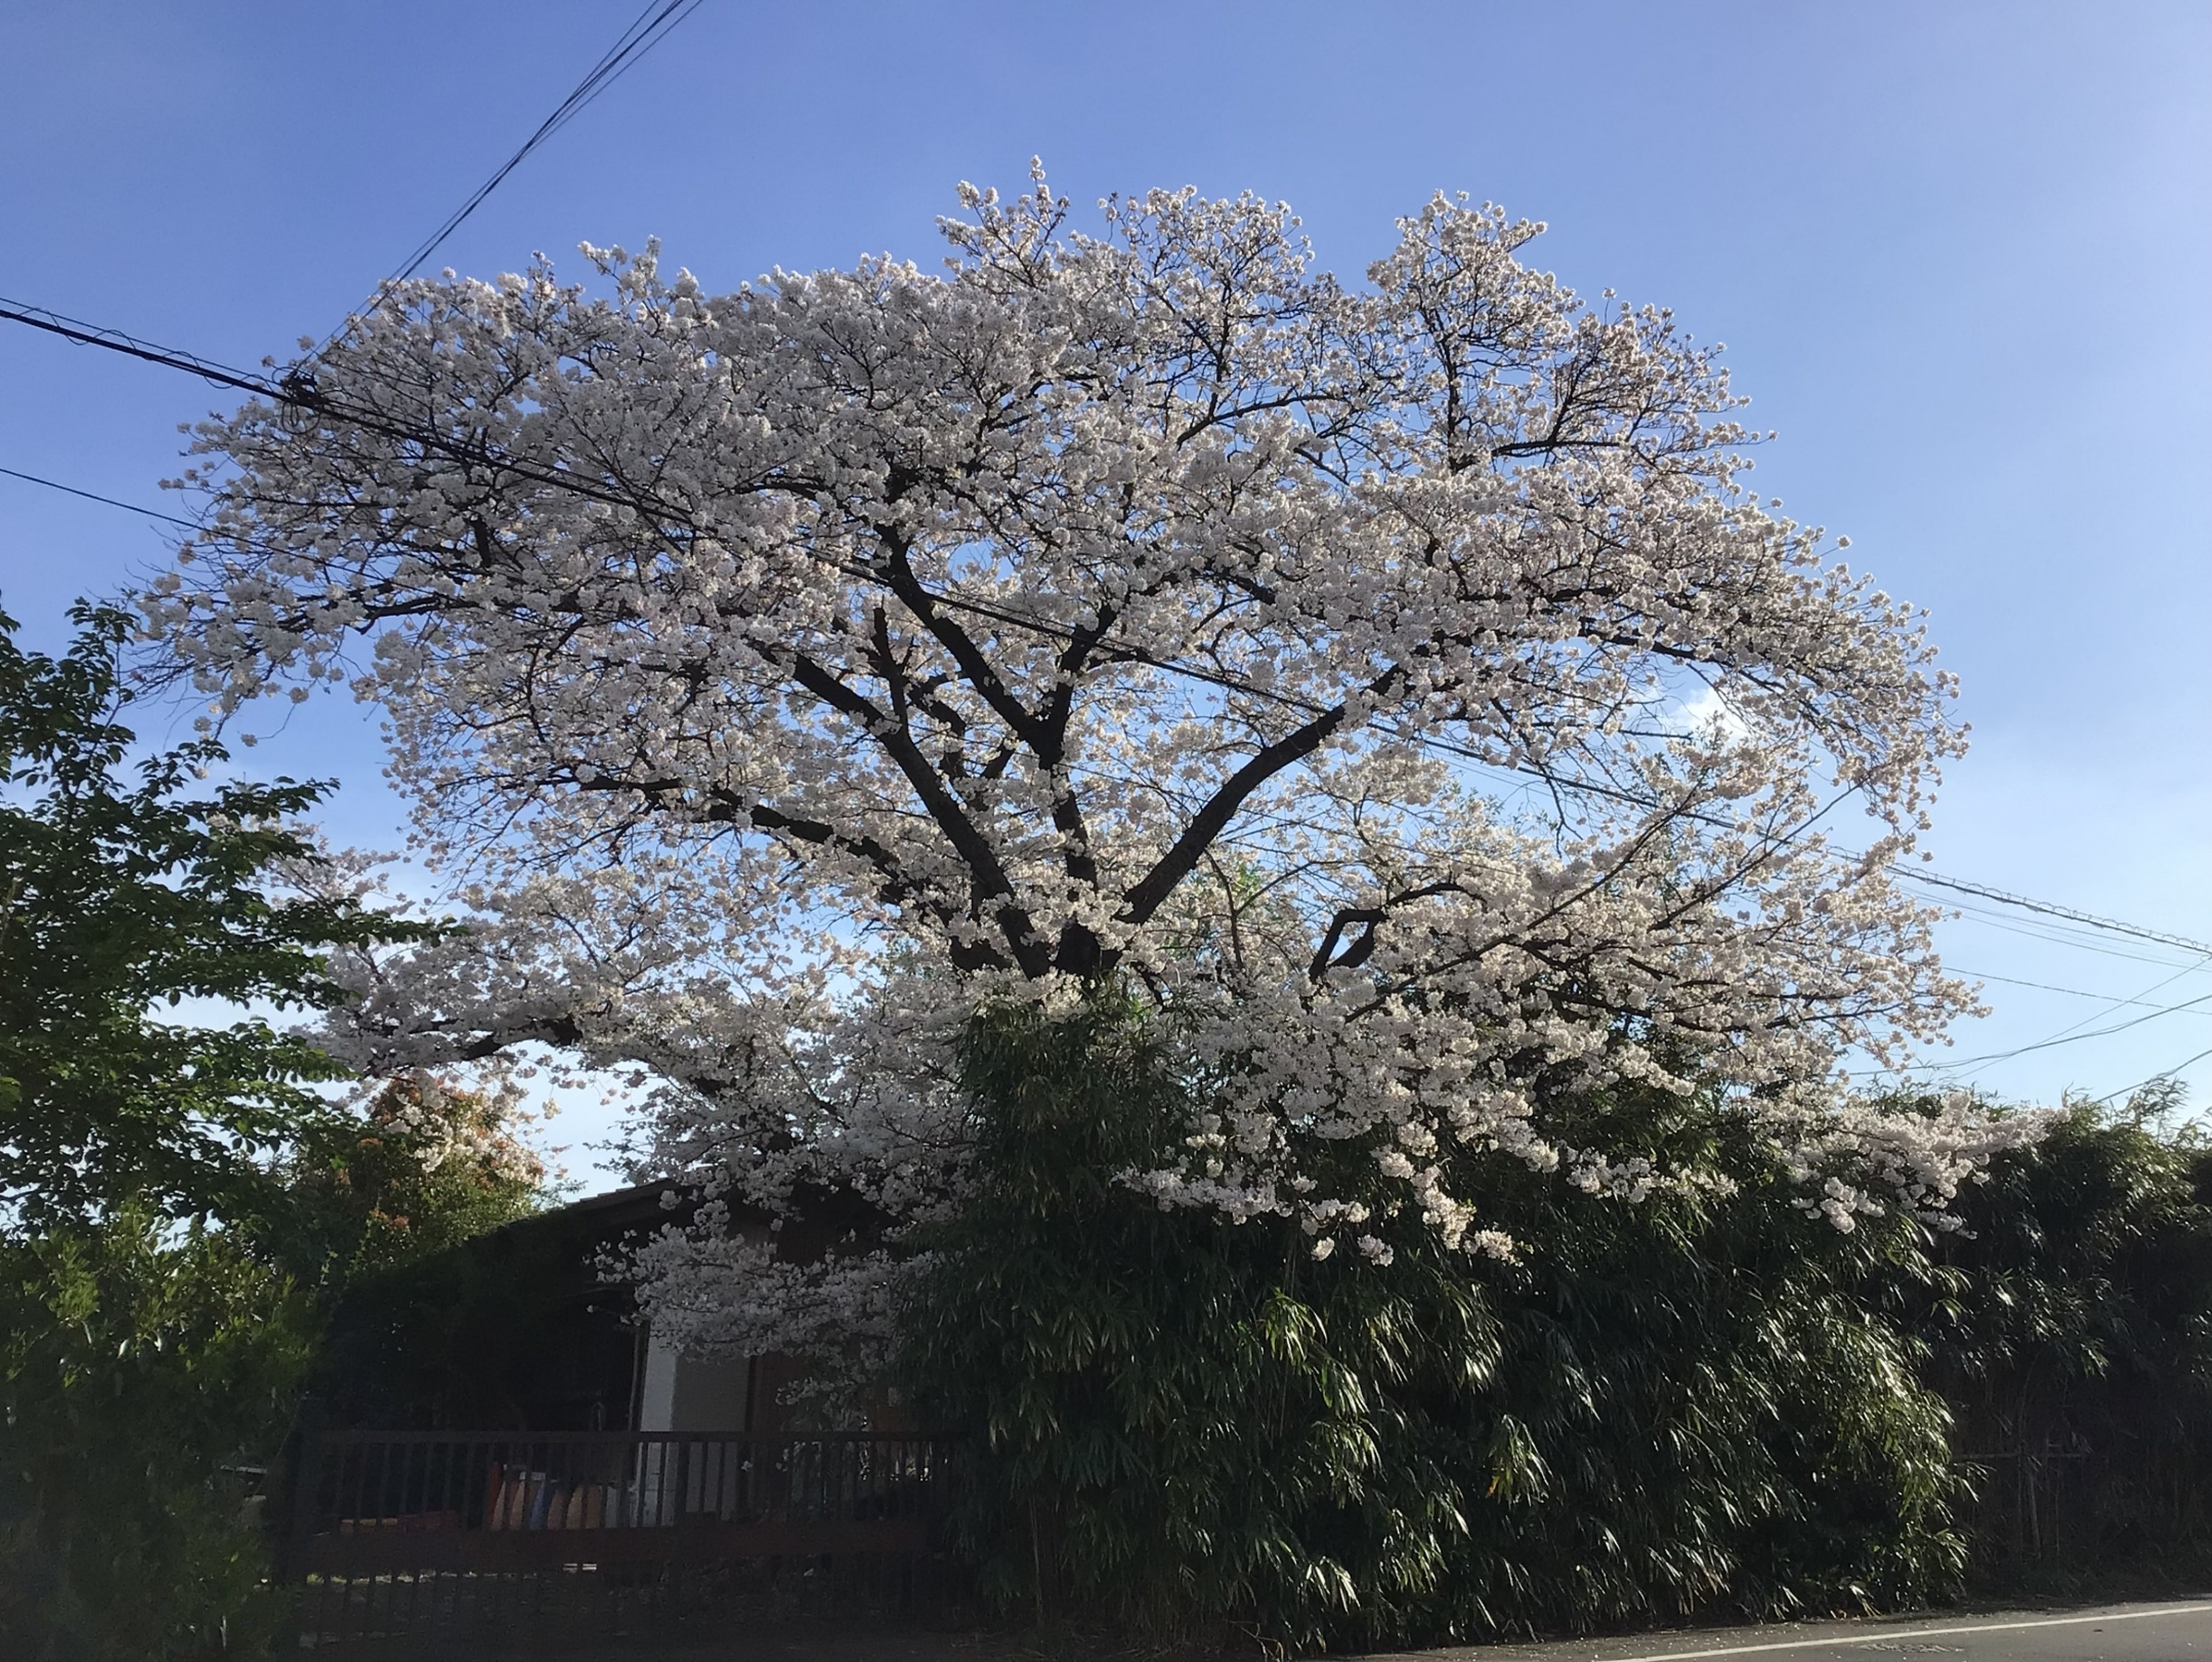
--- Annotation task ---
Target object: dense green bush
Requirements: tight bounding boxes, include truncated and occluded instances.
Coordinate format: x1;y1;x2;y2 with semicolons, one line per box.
0;1212;314;1661
1916;1092;2212;1585
0;1106;557;1658
903;1000;1963;1650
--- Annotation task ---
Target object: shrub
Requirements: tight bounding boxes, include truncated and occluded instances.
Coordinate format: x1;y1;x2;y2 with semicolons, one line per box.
902;1001;1962;1650
0;1212;314;1659
1919;1093;2212;1586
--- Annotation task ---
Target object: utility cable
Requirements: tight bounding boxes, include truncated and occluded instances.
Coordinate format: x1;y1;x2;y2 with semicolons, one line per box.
1926;902;2212;972
308;0;709;363
1903;987;2212;1073
0;296;699;526
2096;1042;2212;1107
0;463;202;530
1889;868;2212;959
0;297;290;402
1953;966;2212;1009
1952;954;2212;1082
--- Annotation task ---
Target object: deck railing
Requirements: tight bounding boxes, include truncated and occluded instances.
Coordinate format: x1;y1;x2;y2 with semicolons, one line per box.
286;1429;949;1578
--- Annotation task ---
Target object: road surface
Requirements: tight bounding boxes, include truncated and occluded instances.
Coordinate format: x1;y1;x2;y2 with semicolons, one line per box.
393;1597;2212;1659
1355;1600;2212;1662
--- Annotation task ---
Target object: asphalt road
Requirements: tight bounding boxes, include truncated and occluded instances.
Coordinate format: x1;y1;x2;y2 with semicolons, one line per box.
1355;1601;2212;1662
401;1599;2212;1661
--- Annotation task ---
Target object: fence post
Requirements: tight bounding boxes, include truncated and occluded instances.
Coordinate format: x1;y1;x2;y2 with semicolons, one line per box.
279;1397;328;1584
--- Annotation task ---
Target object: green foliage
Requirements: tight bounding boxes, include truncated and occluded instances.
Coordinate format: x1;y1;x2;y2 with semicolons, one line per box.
0;599;434;1655
281;1076;555;1286
1434;1107;1960;1638
0;601;430;1235
0;1210;314;1659
1916;1092;2212;1583
902;999;1963;1650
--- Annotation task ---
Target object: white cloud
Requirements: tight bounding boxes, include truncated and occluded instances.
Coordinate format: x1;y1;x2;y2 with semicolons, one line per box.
1669;684;1751;743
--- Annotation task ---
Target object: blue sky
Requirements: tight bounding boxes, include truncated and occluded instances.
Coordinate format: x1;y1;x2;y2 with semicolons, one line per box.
2;1;2206;1182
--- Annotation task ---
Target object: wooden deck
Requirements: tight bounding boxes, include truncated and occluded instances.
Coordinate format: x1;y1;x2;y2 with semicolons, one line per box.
285;1427;957;1645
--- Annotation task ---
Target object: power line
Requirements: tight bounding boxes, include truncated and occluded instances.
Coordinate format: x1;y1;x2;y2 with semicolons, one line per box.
4;289;2205;980
1891;867;2212;959
0;296;289;402
1905;987;2212;1073
1952;953;2212;1084
310;0;709;361
2096;1042;2212;1107
1930;900;2212;972
1952;967;2212;1007
0;295;694;526
381;0;705;292
0;463;201;530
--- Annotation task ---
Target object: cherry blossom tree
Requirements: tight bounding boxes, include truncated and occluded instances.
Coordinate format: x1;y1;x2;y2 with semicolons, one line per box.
146;172;2029;1363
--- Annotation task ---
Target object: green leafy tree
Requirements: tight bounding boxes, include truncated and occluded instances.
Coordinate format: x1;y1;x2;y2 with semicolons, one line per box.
0;601;428;1236
0;600;423;1656
283;1076;556;1284
1914;1091;2212;1585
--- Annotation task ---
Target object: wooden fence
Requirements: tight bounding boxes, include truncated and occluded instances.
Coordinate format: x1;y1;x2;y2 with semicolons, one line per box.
284;1427;955;1647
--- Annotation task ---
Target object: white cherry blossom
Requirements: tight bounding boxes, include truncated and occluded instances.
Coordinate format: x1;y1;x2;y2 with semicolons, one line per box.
147;171;2034;1364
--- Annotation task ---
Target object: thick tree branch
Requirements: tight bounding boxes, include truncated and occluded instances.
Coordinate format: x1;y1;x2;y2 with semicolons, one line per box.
1117;694;1357;931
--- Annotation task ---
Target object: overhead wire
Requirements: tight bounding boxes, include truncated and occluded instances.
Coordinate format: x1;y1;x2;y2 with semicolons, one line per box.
1953;930;2200;977
1900;894;2212;971
1889;868;2212;958
305;0;709;363
2097;1043;2212;1107
0;296;299;403
0;295;705;525
1901;987;2212;1073
1950;954;2212;1080
1952;966;2212;1009
0;463;202;531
